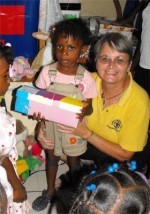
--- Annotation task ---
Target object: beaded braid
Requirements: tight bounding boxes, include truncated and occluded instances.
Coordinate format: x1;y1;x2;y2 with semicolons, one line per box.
69;173;89;214
69;172;86;213
69;170;105;214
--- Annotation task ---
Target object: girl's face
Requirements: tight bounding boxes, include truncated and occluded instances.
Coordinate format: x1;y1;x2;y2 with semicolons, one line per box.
96;43;131;86
55;34;83;71
0;57;10;96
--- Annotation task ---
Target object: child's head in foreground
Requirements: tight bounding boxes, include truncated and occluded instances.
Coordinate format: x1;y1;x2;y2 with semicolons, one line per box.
69;163;150;214
0;42;14;97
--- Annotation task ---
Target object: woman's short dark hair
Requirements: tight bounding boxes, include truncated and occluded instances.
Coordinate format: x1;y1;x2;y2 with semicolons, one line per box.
94;32;133;62
69;165;150;214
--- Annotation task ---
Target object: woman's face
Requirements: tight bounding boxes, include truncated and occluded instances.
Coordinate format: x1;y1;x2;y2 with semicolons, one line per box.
96;43;131;85
0;57;10;96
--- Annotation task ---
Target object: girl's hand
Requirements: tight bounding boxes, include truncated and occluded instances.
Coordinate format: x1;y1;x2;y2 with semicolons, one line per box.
76;99;93;121
13;186;27;203
33;112;43;121
35;120;54;150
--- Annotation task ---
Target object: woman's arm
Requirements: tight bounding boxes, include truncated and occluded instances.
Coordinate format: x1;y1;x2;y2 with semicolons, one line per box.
57;122;134;161
83;129;134;161
2;157;27;202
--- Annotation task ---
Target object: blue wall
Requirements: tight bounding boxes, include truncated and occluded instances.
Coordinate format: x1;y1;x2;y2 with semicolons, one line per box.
0;0;40;58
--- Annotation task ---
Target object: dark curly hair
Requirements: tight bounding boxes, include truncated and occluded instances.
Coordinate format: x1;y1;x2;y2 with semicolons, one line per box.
51;18;92;46
0;42;14;64
69;164;150;214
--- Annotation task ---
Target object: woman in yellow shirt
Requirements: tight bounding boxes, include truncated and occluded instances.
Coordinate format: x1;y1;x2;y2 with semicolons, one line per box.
58;32;149;173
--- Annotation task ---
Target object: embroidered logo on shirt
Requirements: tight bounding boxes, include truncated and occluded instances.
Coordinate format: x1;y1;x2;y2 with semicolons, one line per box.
107;120;122;132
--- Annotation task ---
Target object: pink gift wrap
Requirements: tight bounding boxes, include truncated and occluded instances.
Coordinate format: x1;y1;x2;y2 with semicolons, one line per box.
14;85;84;127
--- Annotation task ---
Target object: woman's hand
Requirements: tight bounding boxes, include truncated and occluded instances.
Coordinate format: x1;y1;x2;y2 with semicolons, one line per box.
13;186;27;203
35;120;54;150
57;121;92;139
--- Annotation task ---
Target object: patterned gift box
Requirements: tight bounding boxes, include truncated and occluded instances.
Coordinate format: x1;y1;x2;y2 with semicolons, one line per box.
14;85;84;128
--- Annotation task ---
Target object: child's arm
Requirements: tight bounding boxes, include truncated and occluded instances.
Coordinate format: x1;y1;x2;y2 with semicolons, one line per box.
77;98;93;122
1;157;27;202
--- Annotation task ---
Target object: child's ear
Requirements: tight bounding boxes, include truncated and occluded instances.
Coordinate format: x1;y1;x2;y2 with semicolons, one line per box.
79;45;89;59
81;45;89;55
78;45;90;64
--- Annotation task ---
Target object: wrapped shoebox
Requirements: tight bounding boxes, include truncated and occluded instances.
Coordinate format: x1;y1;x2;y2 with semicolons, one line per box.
99;24;134;40
14;85;83;127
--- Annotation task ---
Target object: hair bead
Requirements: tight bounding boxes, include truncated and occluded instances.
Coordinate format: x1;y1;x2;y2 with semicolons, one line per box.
108;162;119;173
129;160;136;170
108;166;114;173
86;184;97;191
90;170;96;175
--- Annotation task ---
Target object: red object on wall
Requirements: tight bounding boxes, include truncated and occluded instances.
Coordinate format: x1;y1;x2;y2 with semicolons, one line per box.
0;39;5;44
0;6;25;35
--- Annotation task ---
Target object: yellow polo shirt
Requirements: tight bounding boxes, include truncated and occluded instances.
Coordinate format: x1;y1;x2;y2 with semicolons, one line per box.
87;72;150;151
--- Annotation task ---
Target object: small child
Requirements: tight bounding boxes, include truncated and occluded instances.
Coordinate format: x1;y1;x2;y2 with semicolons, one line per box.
0;42;30;213
69;163;150;214
32;18;97;211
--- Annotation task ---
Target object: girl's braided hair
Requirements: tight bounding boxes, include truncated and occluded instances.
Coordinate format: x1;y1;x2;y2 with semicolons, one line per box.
69;164;150;214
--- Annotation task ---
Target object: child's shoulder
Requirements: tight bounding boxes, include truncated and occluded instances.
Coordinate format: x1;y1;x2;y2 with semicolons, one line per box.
40;64;52;75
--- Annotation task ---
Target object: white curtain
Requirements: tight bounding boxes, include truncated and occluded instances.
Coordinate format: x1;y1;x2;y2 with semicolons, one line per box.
38;0;63;33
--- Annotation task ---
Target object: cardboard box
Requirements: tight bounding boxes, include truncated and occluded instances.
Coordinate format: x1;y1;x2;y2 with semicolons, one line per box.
99;24;134;40
14;85;84;127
